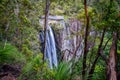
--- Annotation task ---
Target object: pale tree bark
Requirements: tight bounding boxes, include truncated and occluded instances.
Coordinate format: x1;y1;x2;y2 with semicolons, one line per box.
107;32;118;80
107;0;118;79
44;0;50;61
82;0;89;80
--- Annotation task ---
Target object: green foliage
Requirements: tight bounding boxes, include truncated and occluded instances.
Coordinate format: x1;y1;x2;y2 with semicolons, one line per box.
19;54;54;80
19;57;72;80
71;59;83;80
54;61;72;80
21;44;33;60
92;57;106;80
117;40;120;72
0;0;43;54
91;0;120;31
50;0;83;17
103;36;112;56
0;42;26;64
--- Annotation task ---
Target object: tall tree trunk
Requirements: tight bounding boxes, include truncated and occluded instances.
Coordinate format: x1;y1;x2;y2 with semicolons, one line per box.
82;0;89;80
107;0;118;79
88;28;106;80
107;32;117;80
44;0;50;61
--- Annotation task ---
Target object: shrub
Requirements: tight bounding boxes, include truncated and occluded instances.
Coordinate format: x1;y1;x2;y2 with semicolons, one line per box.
54;61;72;80
0;42;26;65
19;54;54;80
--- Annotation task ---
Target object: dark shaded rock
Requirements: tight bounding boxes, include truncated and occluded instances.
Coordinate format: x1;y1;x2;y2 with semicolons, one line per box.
0;64;21;78
0;73;16;80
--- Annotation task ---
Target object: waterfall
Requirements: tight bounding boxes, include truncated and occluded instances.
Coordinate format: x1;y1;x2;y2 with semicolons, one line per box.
39;26;58;69
39;16;84;67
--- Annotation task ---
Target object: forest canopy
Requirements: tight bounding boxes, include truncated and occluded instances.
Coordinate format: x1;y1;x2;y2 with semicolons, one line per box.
0;0;120;80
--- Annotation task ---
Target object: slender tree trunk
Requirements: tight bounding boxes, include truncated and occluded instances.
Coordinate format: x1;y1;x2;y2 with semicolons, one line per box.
106;0;118;79
88;28;106;80
82;0;89;80
44;0;50;61
107;32;117;80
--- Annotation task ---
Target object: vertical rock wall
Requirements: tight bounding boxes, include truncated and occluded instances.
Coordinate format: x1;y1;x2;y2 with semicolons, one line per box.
39;16;84;62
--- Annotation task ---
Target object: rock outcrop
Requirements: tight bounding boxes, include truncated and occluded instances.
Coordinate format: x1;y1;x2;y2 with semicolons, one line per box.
39;16;84;61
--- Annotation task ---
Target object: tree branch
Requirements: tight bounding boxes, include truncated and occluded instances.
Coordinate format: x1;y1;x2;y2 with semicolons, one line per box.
88;28;106;80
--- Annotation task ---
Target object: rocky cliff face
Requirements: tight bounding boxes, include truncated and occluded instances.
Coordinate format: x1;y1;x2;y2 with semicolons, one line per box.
55;19;84;61
39;16;84;62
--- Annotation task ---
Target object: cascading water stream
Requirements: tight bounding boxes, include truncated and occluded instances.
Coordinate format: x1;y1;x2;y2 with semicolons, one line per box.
39;16;85;68
39;26;58;69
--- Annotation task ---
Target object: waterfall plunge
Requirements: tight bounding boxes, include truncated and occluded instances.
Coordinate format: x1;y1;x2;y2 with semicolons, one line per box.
39;26;58;69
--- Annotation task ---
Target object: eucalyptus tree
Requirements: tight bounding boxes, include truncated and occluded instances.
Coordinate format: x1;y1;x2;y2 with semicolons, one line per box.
87;0;120;80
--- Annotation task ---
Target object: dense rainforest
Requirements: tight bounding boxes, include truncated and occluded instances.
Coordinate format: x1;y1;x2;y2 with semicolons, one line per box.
0;0;120;80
